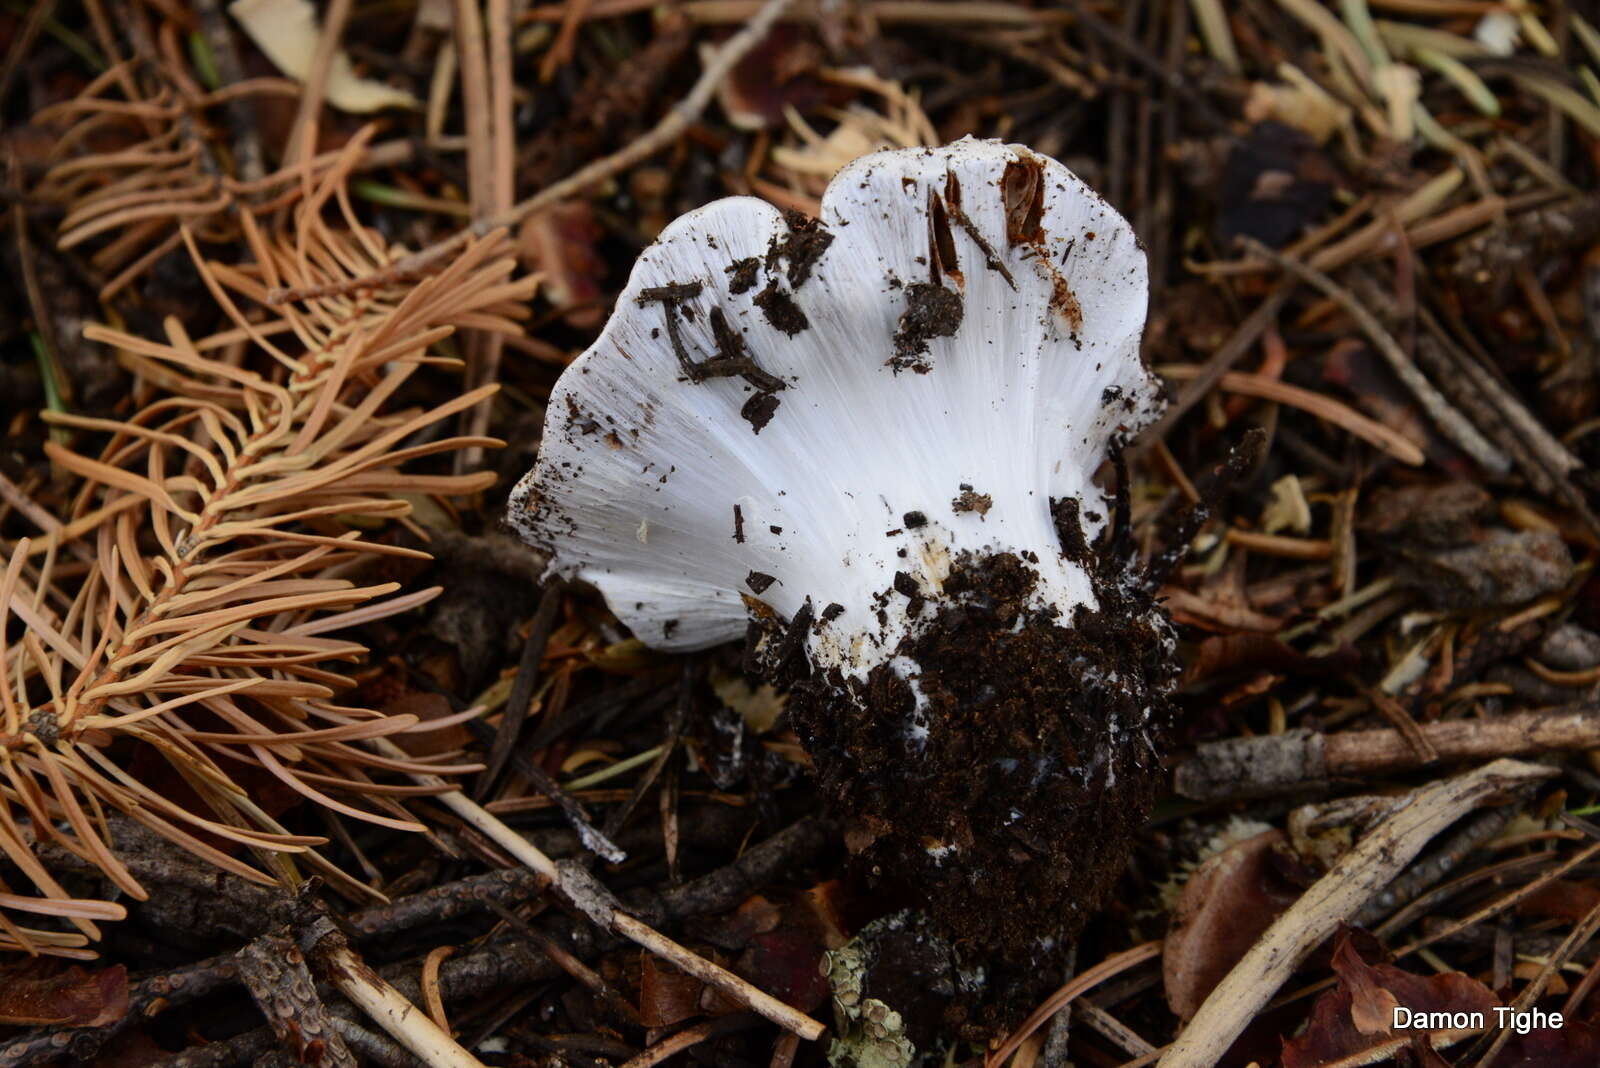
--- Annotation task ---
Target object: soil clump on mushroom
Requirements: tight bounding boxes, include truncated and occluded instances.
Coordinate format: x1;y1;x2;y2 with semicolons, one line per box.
756;529;1174;1027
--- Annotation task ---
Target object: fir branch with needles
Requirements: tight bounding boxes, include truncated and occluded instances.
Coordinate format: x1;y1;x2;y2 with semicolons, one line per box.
0;145;537;958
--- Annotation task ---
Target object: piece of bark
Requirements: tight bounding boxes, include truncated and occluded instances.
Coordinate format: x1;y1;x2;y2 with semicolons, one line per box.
236;928;358;1068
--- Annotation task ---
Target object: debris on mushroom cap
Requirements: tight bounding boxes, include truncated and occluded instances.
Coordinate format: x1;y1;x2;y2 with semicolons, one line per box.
509;138;1163;685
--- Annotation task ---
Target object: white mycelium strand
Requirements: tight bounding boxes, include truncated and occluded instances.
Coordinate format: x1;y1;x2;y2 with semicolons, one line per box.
511;139;1161;680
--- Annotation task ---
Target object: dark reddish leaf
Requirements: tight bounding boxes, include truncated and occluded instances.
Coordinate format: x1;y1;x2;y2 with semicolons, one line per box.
1495;1020;1600;1067
738;926;832;1013
518;202;607;330
716;25;853;130
1280;931;1499;1068
683;885;845;1014
0;959;129;1027
1519;879;1600;925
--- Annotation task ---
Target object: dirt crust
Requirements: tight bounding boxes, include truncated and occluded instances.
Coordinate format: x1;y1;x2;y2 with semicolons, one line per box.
755;532;1175;1029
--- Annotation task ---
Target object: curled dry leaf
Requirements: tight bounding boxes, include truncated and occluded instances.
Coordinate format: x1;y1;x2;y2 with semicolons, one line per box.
1280;930;1500;1068
712;24;850;131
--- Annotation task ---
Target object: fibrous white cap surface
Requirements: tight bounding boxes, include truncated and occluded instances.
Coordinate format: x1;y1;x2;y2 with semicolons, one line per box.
510;139;1161;679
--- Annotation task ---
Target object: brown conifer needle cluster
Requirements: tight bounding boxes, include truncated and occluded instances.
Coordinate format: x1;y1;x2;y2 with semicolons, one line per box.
1;140;538;958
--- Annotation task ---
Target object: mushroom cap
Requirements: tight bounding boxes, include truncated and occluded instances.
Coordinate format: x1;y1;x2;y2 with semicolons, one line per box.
510;138;1161;677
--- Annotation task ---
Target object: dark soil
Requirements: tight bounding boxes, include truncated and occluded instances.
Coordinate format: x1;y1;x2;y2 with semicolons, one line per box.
767;209;835;289
726;256;761;294
890;282;963;373
761;530;1175;1030
754;281;810;335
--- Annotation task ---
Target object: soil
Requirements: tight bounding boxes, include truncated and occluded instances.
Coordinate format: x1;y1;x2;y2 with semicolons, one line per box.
754;281;810;335
759;513;1176;1030
726;256;761;294
951;486;993;516
890;282;963;373
741;389;782;433
767;209;835;289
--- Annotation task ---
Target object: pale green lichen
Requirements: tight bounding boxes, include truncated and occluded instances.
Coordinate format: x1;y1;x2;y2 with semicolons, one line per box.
821;934;915;1068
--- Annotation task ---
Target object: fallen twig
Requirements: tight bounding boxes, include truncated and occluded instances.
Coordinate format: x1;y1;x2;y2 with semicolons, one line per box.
1176;706;1600;801
305;914;487;1068
236;928;358;1068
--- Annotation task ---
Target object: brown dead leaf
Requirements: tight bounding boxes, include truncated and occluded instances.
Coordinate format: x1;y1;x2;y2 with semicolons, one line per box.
385;691;473;757
1519;879;1600;924
1184;634;1360;687
1164;829;1305;1021
640;955;707;1028
518;201;606;330
712;24;852;130
0;959;129;1027
1280;930;1500;1068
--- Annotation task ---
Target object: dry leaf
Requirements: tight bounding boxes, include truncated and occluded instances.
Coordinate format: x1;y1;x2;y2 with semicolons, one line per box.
1280;930;1500;1068
640;954;707;1028
1163;829;1304;1021
0;960;128;1027
518;202;607;330
710;666;787;733
230;0;419;113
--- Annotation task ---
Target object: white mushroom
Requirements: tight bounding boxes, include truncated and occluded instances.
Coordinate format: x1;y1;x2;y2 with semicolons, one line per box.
511;138;1176;990
512;139;1159;669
